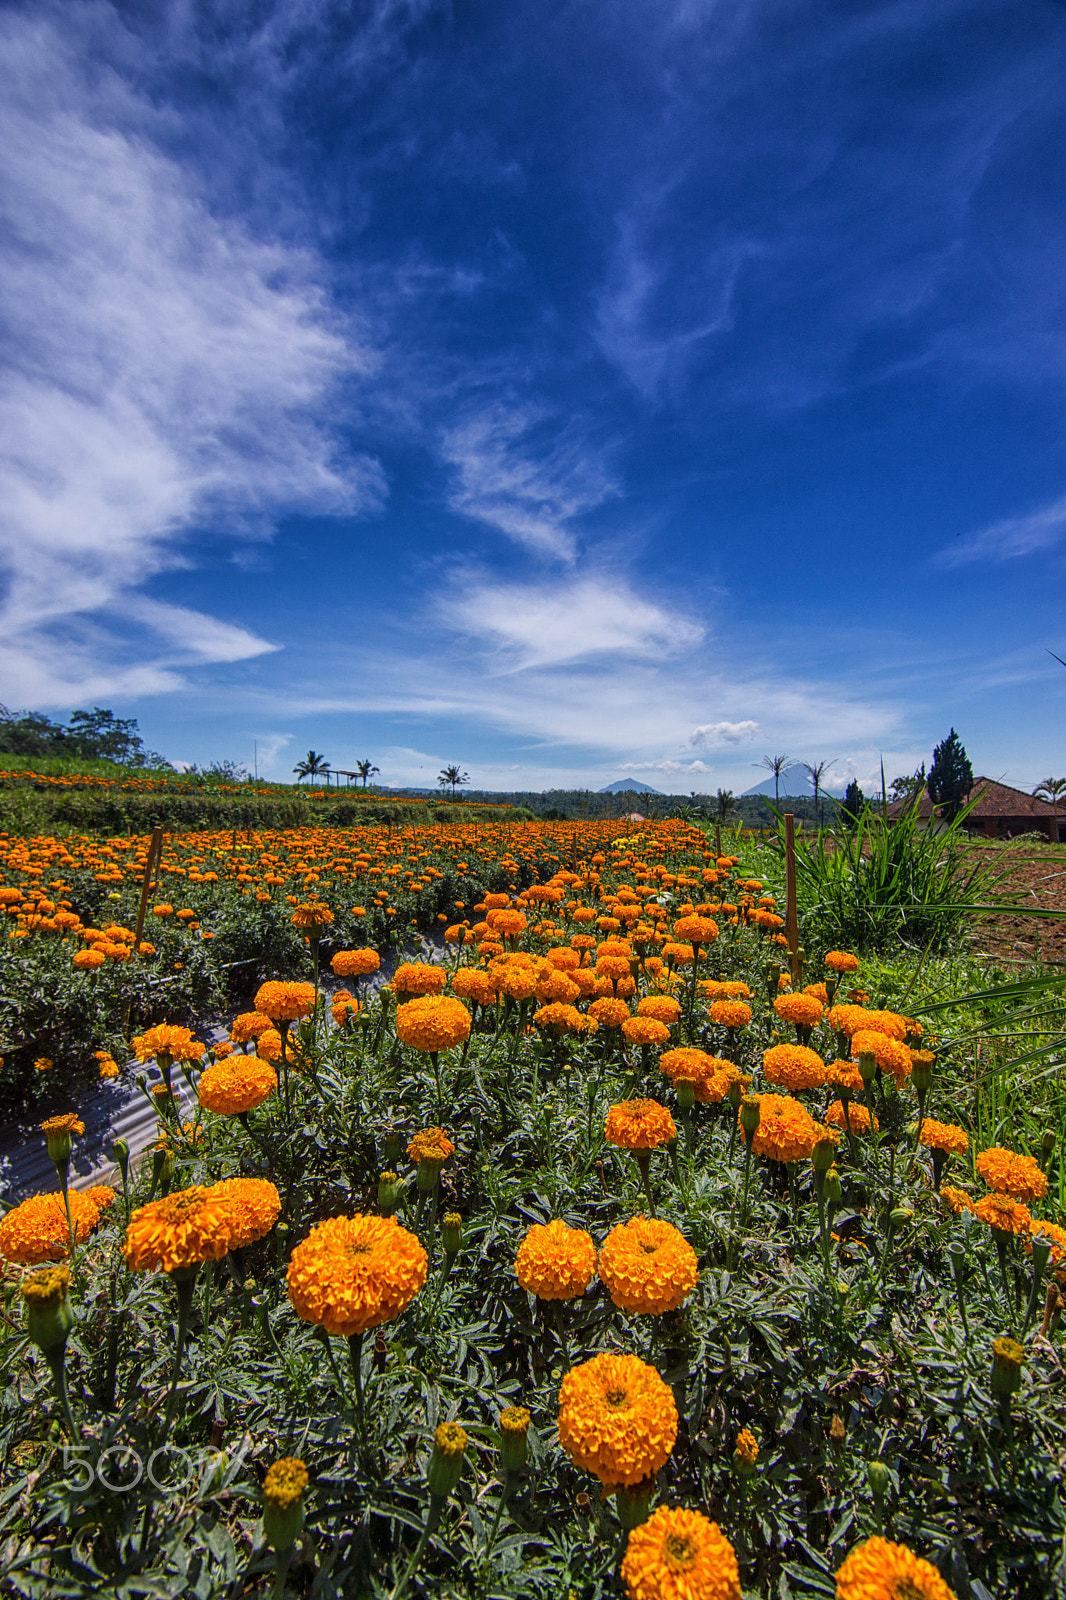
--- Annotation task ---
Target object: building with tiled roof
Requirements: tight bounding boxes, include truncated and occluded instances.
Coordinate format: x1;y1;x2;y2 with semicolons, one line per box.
887;777;1064;841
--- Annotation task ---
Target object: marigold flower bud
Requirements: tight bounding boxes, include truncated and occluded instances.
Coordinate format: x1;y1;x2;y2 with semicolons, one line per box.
22;1264;73;1352
733;1427;759;1478
991;1337;1025;1397
384;1128;404;1163
910;1051;934;1093
262;1457;309;1550
675;1076;696;1112
378;1171;403;1216
812;1136;836;1175
441;1212;463;1257
499;1405;531;1472
111;1137;130;1181
824;1166;842;1206
426;1422;467;1498
739;1095;761;1146
867;1458;891;1498
857;1051;877;1085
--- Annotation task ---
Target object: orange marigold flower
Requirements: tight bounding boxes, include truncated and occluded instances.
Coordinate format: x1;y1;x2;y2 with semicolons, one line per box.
975;1147;1047;1203
940;1185;974;1216
290;901;334;930
824;1058;864;1093
621;1506;741;1600
749;1094;835;1165
605;1098;676;1151
622;1016;671;1047
544;946;582;971
515;1219;597;1300
774;993;824;1029
451;966;497;1007
762;1043;827;1092
672;913;719;945
637;995;681;1025
407;1127;455;1164
827;1004;872;1037
919;1120;969;1157
132;1023;202;1062
589;997;631;1028
286;1213;427;1335
598;1215;698;1315
1027;1218;1066;1264
850;1030;912;1086
331;948;380;979
534;1002;597;1035
834;1536;956;1600
211;1178;281;1248
73;948;106;969
124;1186;236;1273
557;1352;677;1487
487;908;527;939
230;1012;276;1045
826;1100;877;1134
862;1009;910;1042
536;966;582;1003
709;1000;752;1029
395;994;471;1053
198;1055;277;1115
254;981;316;1022
825;951;860;973
0;1190;103;1265
392;963;447;997
974;1193;1032;1235
256;1029;283;1062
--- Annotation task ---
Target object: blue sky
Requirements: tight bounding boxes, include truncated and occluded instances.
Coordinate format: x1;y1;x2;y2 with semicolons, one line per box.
3;0;1066;795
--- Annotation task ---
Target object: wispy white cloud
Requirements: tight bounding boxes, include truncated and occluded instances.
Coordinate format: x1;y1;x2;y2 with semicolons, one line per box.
936;496;1066;567
0;8;382;702
688;719;759;748
619;758;714;777
437;570;704;670
441;406;618;560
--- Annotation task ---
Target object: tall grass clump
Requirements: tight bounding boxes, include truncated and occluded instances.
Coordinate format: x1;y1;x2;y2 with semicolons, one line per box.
776;799;1007;954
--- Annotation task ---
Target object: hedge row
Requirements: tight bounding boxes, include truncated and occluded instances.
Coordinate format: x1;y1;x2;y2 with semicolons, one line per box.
0;788;525;835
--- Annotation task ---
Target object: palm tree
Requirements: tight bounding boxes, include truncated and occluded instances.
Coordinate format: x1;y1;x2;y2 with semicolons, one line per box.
1034;777;1066;840
760;753;792;805
438;765;470;797
716;788;736;825
355;759;380;788
293;750;330;787
802;759;836;826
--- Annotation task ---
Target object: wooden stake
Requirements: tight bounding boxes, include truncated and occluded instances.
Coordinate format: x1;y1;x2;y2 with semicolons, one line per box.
133;826;164;957
784;813;800;985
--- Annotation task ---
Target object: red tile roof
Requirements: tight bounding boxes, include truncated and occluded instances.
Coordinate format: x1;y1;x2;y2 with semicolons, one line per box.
888;777;1061;821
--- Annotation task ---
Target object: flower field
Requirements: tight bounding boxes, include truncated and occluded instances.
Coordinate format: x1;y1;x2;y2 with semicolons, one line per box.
1;820;1064;1598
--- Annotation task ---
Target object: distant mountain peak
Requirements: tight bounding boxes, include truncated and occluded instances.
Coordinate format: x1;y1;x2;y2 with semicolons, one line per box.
600;778;664;794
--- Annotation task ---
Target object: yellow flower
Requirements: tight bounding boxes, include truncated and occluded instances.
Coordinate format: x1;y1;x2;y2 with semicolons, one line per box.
392;963;447;997
557;1353;677;1487
621;1506;741;1600
286;1213;427;1336
263;1457;309;1510
598;1216;698;1315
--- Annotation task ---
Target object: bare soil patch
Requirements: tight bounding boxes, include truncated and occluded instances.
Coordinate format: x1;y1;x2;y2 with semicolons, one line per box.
970;842;1066;965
